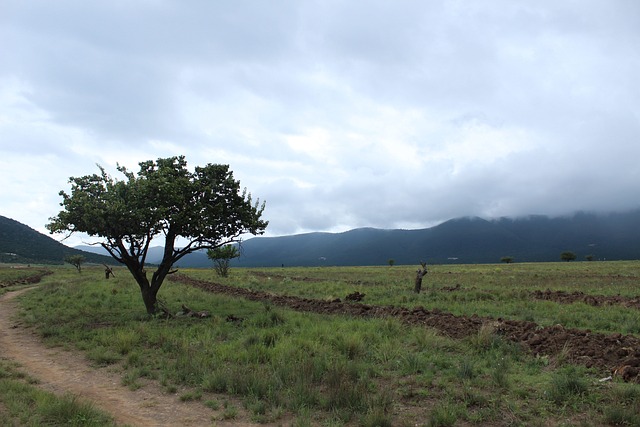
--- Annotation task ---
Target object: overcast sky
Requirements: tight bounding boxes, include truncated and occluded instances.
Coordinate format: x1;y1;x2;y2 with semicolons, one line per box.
1;1;639;246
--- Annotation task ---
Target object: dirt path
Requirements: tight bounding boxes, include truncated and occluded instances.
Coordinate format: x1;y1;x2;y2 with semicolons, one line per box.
0;288;259;427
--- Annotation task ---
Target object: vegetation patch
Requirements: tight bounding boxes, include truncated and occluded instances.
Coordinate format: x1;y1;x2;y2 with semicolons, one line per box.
12;262;640;425
0;358;116;426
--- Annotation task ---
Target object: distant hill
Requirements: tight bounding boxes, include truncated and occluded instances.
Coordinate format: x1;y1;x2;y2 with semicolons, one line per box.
0;215;114;265
228;210;640;267
81;209;640;267
17;209;640;267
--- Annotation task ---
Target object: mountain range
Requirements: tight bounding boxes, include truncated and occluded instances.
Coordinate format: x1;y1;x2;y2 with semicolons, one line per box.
2;210;639;267
80;210;640;267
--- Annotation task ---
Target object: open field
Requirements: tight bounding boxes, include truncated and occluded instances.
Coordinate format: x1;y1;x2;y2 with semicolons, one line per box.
1;262;640;426
184;262;640;336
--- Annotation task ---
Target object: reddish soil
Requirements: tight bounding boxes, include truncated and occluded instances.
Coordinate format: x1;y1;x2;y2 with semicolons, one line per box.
171;274;640;383
249;271;640;310
532;289;640;310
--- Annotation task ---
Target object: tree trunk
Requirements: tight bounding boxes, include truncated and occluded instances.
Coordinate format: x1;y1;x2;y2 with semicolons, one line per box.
118;236;177;315
414;263;428;293
140;286;158;315
121;258;159;315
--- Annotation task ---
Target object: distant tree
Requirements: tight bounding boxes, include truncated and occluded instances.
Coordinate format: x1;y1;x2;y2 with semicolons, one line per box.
560;251;577;262
414;262;428;293
388;258;395;267
47;156;267;314
584;254;594;261
500;256;514;264
65;254;85;273
207;244;240;277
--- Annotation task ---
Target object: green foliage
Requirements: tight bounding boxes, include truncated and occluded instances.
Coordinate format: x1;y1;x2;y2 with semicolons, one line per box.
547;366;589;404
603;383;640;425
207;244;240;277
428;402;459;426
560;251;577;261
500;256;514;263
46;156;267;313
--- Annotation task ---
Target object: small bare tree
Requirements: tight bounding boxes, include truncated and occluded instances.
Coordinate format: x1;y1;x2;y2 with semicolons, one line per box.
103;264;115;279
414;261;428;293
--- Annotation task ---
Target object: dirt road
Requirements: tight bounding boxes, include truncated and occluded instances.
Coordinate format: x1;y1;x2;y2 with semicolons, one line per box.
0;288;256;426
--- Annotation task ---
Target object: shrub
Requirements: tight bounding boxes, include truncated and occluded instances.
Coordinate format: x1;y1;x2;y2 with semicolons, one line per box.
547;366;589;404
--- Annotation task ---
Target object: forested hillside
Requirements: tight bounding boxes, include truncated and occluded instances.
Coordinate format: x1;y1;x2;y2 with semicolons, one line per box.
230;210;640;267
0;215;113;265
6;210;640;267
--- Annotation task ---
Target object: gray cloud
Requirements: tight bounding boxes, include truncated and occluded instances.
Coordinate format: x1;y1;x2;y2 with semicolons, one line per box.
1;0;639;244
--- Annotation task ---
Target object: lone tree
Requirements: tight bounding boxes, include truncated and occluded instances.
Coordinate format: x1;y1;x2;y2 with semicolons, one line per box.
560;251;577;262
64;254;86;273
47;156;267;314
207;244;240;277
500;256;514;264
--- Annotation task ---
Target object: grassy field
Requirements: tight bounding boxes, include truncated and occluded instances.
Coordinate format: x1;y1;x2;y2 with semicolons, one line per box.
187;262;640;336
0;266;118;426
0;358;117;426
0;266;51;296
3;262;640;426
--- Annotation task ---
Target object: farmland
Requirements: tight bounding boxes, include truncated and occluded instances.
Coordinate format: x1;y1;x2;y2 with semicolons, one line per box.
1;261;639;426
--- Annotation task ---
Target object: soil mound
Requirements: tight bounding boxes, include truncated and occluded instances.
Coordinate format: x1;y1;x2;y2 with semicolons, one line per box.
0;269;52;288
532;289;640;309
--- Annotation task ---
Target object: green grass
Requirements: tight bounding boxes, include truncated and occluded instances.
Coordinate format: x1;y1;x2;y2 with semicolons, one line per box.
0;358;117;426
186;261;640;336
10;262;640;425
0;266;52;296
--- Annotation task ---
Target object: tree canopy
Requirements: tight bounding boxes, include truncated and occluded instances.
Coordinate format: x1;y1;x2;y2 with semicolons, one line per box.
47;156;267;313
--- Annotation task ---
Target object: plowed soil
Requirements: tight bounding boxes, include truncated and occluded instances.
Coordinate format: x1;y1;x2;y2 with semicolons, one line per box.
0;269;52;288
249;272;640;310
532;289;640;309
171;274;640;382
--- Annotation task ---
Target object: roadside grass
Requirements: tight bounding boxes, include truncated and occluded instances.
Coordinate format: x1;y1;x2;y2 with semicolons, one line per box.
14;262;640;425
0;265;53;296
0;358;117;426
